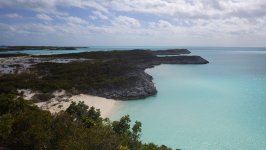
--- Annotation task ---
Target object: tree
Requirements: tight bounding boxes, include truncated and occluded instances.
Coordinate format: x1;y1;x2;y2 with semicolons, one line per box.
0;113;14;141
88;106;101;120
132;121;142;140
66;101;102;128
0;94;29;115
66;101;88;119
112;115;131;135
131;121;142;148
10;109;53;150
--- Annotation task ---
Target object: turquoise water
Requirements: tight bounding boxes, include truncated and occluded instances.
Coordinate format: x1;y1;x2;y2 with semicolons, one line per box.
110;48;266;149
2;46;266;149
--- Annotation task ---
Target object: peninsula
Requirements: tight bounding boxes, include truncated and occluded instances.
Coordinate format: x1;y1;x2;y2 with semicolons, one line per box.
0;49;208;101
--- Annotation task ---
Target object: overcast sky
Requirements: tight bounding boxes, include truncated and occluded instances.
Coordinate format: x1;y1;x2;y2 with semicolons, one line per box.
0;0;266;47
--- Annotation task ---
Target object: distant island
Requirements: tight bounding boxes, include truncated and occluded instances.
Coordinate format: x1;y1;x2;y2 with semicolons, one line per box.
0;46;89;52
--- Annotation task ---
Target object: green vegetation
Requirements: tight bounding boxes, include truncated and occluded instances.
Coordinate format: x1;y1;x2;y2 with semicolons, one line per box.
0;94;172;150
38;50;156;60
0;53;29;58
0;60;137;95
0;50;207;99
0;46;88;52
37;50;159;67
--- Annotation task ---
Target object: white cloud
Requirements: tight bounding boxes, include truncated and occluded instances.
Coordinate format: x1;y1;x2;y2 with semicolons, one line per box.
157;20;173;28
92;11;108;20
0;0;57;13
5;13;22;18
66;16;88;25
112;16;141;28
106;0;266;23
56;15;89;25
0;0;109;14
36;14;53;21
81;1;109;13
1;0;265;20
1;0;266;46
89;15;97;20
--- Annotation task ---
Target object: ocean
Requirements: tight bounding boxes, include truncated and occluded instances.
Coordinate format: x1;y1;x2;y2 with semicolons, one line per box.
110;47;266;150
2;46;266;149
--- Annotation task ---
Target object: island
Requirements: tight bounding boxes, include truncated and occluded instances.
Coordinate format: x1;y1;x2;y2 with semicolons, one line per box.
0;46;89;52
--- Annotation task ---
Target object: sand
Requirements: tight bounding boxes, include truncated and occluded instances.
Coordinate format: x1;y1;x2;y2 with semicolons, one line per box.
35;94;118;118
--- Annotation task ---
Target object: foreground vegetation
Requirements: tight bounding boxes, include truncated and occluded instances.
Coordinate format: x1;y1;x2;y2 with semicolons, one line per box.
0;94;172;150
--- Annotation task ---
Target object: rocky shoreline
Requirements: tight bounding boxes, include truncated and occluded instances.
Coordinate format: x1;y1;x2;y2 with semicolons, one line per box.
89;52;208;100
87;71;157;100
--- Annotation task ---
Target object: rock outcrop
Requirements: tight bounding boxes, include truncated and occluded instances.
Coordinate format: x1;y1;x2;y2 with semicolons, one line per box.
90;71;157;100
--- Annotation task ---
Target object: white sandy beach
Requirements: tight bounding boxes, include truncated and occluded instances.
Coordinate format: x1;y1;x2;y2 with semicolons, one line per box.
34;93;118;118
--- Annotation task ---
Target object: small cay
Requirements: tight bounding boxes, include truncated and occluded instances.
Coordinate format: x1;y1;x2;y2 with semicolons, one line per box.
0;49;208;100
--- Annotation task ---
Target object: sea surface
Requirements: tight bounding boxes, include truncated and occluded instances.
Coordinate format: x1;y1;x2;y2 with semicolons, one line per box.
110;47;266;150
2;46;266;149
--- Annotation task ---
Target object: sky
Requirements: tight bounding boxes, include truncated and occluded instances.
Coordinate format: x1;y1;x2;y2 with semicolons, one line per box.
0;0;266;47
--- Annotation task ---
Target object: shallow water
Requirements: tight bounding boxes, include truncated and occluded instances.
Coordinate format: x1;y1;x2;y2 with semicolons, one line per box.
110;47;266;150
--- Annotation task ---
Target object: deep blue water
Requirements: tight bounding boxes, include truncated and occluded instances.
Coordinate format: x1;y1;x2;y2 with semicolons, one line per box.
2;46;266;149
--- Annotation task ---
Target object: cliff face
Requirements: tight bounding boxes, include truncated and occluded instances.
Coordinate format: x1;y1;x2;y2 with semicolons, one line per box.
90;71;157;100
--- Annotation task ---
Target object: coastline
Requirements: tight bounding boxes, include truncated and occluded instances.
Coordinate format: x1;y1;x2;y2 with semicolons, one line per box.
35;94;118;118
0;49;208;100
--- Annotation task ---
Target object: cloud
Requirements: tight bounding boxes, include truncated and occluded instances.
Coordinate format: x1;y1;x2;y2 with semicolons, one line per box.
108;0;266;19
157;20;173;28
92;11;108;20
2;0;265;20
112;16;141;28
0;0;266;46
81;1;109;13
0;0;56;13
5;13;22;18
0;0;109;14
64;16;88;25
36;14;53;21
